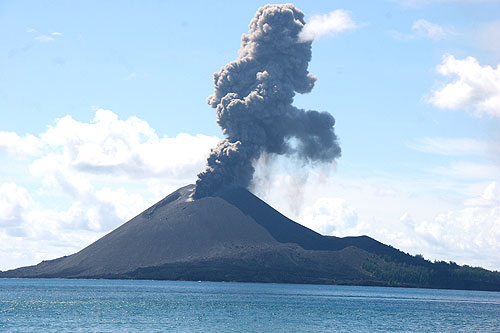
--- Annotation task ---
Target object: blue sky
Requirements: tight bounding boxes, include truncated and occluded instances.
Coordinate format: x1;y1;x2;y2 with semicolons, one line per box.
1;0;500;271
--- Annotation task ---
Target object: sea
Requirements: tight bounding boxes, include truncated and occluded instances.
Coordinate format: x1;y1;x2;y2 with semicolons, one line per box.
0;278;499;332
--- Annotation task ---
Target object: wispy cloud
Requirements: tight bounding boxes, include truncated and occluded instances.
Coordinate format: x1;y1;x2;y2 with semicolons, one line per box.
472;20;500;56
431;162;500;180
299;9;358;42
124;72;148;81
428;55;500;118
412;19;447;39
412;137;500;180
396;0;500;8
410;137;495;157
392;19;450;40
34;35;54;42
29;29;63;42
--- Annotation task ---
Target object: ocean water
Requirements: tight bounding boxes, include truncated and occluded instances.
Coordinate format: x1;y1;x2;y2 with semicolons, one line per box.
1;279;499;332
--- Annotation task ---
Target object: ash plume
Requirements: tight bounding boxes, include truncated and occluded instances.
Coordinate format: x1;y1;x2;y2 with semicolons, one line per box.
193;4;341;199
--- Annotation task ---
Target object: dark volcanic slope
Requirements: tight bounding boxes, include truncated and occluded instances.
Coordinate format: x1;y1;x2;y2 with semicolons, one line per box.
2;185;500;291
219;188;417;264
2;184;393;279
2;185;279;277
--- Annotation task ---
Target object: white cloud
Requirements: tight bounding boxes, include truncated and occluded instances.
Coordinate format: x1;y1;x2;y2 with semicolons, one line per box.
14;109;220;180
0;201;108;270
0;131;42;156
301;197;358;237
51;32;63;36
0;183;32;231
428;55;500;117
23;109;219;192
412;19;446;39
483;181;500;200
0;109;220;270
410;181;500;268
299;9;358;42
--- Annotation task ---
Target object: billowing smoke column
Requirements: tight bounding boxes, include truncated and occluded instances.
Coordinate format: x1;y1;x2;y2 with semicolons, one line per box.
193;4;341;198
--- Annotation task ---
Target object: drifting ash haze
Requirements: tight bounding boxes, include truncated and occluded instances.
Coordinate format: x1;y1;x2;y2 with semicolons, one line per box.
194;4;341;199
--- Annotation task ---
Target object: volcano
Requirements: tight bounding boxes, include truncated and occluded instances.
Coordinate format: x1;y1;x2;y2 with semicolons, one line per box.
2;185;500;291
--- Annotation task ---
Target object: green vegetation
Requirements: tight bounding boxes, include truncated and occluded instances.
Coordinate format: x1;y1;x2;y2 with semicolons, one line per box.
363;254;500;291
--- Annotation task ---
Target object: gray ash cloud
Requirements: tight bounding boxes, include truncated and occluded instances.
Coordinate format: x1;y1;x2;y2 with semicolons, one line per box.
193;4;341;198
